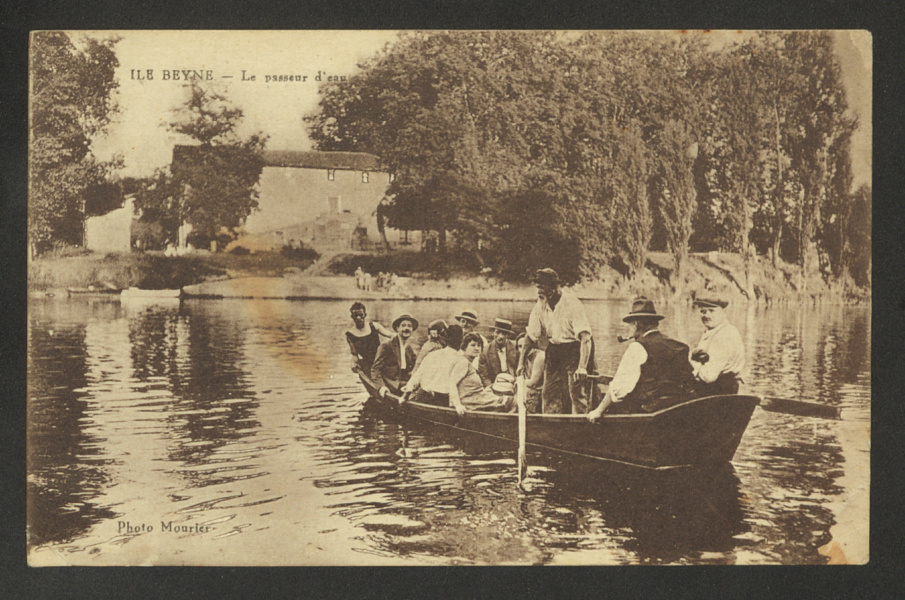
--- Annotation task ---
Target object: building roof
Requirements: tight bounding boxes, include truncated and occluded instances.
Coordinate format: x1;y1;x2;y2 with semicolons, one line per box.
263;150;383;171
171;145;384;172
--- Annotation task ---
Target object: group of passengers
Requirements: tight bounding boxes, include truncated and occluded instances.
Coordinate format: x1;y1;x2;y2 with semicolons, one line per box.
345;267;745;419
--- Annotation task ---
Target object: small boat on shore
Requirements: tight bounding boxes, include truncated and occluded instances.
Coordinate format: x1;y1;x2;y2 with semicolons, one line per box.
357;372;760;470
120;287;182;299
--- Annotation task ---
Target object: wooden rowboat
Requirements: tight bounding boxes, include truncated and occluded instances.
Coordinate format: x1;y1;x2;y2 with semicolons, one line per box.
120;287;182;299
358;372;760;470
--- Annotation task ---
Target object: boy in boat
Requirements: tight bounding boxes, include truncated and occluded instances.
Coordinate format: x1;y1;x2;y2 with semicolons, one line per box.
345;302;394;375
402;324;464;406
372;313;419;399
454;309;488;368
448;333;516;416
517;268;596;414
477;318;519;387
413;319;448;372
587;297;695;421
690;295;745;396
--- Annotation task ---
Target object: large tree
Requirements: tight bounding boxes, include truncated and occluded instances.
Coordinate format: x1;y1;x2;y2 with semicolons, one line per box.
135;83;267;248
29;32;120;256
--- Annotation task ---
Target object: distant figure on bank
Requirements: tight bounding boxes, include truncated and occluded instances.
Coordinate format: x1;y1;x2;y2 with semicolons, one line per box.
518;268;595;414
413;319;449;372
454;309;488;368
403;324;464;406
345;302;394;375
448;333;516;416
372;313;419;399
354;266;365;290
516;332;545;414
477;318;519;387
588;297;695;421
690;295;745;396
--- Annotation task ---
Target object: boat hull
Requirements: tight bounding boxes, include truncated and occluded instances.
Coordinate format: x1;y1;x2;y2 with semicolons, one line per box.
359;373;759;469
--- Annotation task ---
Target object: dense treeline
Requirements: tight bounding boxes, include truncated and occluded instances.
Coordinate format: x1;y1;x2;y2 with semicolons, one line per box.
306;31;870;293
29;32;120;257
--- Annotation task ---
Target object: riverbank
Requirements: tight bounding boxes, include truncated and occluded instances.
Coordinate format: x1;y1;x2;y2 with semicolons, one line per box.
28;249;869;304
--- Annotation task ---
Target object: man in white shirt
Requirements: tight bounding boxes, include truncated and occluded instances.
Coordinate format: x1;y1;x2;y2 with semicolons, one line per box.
517;268;595;414
690;296;745;396
587;297;695;420
402;324;464;406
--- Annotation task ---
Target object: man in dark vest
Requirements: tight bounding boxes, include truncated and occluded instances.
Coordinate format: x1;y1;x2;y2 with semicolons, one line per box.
477;318;519;387
587;297;695;421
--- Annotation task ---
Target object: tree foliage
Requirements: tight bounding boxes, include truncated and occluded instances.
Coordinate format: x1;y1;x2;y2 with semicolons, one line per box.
306;30;868;289
29;32;120;255
135;83;267;248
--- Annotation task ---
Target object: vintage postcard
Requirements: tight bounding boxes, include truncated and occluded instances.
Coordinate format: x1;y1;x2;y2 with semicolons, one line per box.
27;30;870;566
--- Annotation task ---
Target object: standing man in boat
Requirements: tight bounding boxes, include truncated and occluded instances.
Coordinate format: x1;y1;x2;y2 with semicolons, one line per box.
345;302;394;375
690;295;745;396
518;268;595;414
477;318;519;387
587;297;695;421
372;313;419;399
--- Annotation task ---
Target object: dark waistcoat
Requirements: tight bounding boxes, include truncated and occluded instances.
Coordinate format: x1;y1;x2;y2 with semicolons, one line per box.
621;331;694;412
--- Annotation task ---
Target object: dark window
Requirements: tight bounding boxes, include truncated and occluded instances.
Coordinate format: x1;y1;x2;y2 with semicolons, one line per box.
327;169;335;181
328;197;340;213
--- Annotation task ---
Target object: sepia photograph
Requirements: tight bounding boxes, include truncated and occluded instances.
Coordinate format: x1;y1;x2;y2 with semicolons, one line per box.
26;29;871;566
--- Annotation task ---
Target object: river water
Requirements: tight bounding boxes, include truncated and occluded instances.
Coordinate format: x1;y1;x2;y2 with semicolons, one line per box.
27;296;870;565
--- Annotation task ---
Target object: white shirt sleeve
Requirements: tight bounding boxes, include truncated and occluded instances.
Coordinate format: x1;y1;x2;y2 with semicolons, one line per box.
565;293;592;338
609;342;648;401
526;301;544;342
696;325;745;383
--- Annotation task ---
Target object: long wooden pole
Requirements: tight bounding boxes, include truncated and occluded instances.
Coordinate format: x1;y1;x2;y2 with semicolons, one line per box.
516;375;528;485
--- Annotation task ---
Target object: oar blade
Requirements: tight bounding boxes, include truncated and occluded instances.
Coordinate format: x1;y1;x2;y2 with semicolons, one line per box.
761;397;840;420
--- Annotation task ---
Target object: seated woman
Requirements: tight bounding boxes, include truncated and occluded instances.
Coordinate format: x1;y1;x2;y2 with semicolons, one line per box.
516;332;545;414
448;333;516;415
345;302;394;375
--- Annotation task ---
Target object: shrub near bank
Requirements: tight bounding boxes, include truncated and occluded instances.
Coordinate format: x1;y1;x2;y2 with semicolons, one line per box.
28;249;321;291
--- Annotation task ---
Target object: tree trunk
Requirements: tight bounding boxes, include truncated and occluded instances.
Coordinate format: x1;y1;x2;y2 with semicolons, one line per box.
438;229;447;254
771;102;784;268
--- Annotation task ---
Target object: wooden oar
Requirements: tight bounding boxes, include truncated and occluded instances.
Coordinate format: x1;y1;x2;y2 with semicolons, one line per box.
760;397;840;420
516;375;528;486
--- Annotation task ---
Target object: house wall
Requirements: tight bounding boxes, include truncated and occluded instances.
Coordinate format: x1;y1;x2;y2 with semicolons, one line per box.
85;197;134;253
244;166;402;245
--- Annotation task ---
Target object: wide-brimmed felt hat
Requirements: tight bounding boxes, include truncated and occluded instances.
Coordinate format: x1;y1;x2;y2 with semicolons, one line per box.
533;268;560;286
455;309;479;325
427;319;448;332
392;313;419;331
692;295;728;309
490;318;514;335
622;296;665;322
491;373;516;396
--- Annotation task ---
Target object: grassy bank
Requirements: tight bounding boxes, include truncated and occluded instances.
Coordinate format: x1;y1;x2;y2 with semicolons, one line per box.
324;249;870;305
29;248;869;305
28;250;320;291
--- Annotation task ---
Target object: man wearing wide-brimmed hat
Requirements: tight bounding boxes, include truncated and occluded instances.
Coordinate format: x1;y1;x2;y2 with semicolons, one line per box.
477;318;519;387
690;295;745;396
518;268;596;414
588;296;695;421
371;312;419;399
